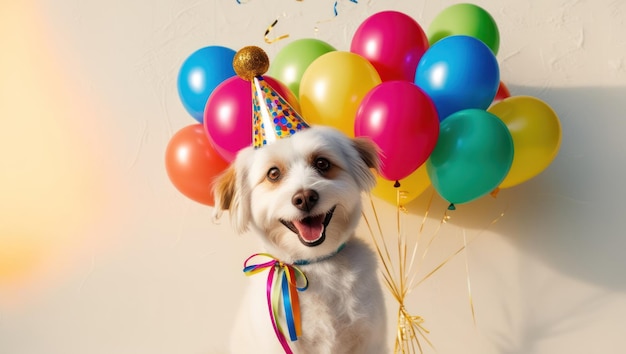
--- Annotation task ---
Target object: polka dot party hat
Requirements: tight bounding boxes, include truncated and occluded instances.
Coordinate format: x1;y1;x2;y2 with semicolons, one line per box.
232;46;309;149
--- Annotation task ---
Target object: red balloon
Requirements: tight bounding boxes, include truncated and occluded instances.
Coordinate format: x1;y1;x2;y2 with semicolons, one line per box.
165;124;230;206
493;81;511;103
355;81;439;181
350;11;429;82
203;75;300;162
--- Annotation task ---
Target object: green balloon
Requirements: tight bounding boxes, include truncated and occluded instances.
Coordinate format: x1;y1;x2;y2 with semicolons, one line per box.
427;3;500;54
426;109;513;205
268;38;336;98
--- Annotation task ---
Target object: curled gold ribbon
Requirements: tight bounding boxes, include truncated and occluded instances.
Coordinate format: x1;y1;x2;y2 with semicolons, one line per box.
264;18;289;44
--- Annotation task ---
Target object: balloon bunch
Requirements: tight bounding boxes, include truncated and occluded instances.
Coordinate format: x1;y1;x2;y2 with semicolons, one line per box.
269;4;561;209
166;3;562;211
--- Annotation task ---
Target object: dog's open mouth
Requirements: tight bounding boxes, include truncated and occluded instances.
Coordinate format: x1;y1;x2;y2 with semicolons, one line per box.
280;206;336;247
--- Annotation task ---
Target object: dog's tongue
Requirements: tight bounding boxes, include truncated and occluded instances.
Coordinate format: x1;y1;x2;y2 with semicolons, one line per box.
293;215;325;243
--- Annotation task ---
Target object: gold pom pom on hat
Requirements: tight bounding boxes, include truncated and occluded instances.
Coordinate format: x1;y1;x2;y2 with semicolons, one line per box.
233;46;270;81
233;46;309;149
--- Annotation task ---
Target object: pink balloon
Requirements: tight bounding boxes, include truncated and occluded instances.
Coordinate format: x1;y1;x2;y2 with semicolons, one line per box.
203;76;300;162
350;11;429;82
355;81;439;181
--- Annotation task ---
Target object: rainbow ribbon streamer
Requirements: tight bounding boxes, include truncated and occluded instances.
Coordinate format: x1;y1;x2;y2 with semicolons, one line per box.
243;253;309;354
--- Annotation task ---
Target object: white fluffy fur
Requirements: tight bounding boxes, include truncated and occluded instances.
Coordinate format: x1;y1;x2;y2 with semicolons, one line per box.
213;126;387;353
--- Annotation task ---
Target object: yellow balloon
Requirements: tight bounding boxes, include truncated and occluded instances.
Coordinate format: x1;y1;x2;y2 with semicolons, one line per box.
299;51;381;137
488;96;562;188
372;165;431;205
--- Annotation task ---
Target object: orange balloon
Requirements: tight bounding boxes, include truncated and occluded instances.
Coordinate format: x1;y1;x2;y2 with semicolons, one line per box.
165;124;230;206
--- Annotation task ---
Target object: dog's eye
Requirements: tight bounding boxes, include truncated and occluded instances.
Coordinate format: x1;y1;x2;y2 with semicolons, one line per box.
314;157;331;173
267;167;281;181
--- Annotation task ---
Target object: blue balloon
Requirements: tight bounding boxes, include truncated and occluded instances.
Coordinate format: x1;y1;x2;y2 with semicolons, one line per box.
415;35;499;121
177;46;236;123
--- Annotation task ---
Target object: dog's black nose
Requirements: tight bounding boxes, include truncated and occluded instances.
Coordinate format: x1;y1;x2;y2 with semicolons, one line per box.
292;189;319;212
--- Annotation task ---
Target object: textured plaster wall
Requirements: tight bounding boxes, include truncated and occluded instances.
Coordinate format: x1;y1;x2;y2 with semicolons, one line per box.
1;0;625;353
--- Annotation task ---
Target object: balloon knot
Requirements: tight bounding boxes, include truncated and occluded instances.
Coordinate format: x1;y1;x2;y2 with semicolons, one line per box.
394;180;401;188
447;203;456;211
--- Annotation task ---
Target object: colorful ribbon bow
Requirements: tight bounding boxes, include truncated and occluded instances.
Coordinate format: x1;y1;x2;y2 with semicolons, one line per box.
243;253;309;354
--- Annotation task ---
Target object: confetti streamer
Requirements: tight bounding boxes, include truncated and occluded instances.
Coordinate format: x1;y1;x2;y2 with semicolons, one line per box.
334;0;359;16
316;0;359;23
264;18;290;44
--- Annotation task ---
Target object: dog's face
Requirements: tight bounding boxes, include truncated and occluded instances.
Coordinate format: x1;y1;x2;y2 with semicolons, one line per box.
213;126;379;261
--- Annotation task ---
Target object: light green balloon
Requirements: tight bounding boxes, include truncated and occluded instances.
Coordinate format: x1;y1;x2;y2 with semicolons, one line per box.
268;38;336;98
426;109;513;205
427;3;500;54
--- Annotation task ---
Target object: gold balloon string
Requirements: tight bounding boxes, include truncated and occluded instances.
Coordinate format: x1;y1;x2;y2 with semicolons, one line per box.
405;191;437;295
395;305;433;354
418;203;451;262
403;197;450;294
419;190;436;234
393;186;414;300
362;197;396;294
365;184;509;352
264;18;289;44
396;188;414;299
419;202;509;327
460;201;509;324
409;206;467;289
414;241;467;292
412;202;509;292
396;188;407;298
395;187;434;354
364;193;433;354
365;194;398;277
462;228;477;326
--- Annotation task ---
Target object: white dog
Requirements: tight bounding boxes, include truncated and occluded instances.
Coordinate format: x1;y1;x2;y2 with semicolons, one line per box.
213;126;387;354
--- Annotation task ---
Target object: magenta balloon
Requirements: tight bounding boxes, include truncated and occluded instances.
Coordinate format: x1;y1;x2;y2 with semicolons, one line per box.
203;76;251;162
351;11;429;82
355;81;439;181
203;76;300;162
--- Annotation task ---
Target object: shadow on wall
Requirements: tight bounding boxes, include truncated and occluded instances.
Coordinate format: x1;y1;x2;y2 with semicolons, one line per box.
408;85;626;292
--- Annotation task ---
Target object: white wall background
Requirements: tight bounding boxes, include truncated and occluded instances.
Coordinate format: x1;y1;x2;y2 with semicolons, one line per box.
1;0;625;353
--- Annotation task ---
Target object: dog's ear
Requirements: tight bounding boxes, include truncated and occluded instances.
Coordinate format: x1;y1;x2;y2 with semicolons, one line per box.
212;153;252;233
351;137;380;191
352;137;380;171
213;165;236;212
